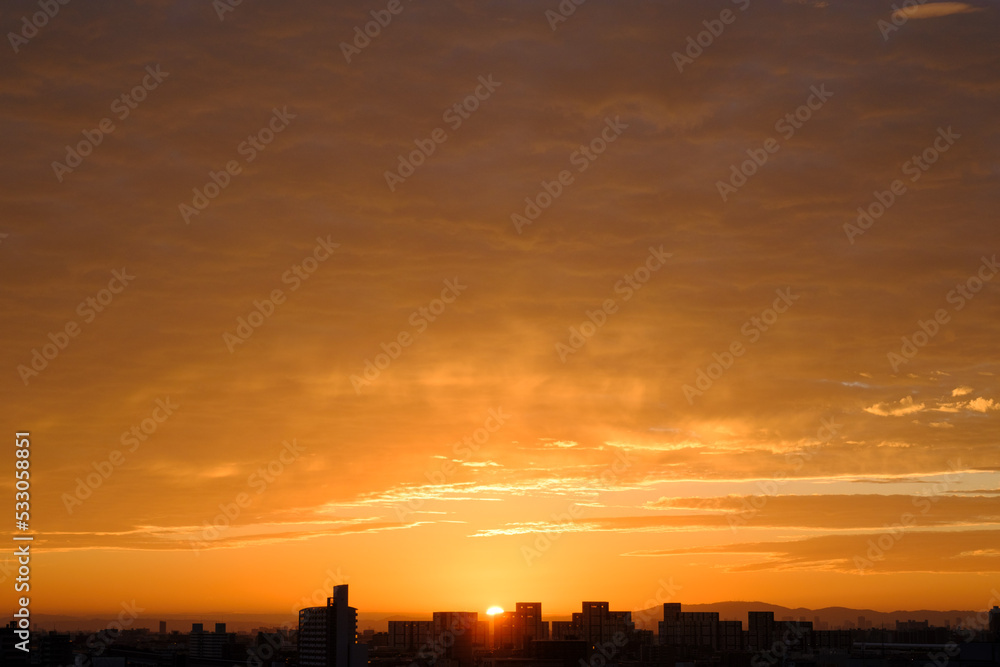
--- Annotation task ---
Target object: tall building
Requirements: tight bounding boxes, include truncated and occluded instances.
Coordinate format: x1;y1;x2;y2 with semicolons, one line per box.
747;611;775;652
298;585;368;667
522;603;549;646
190;622;236;659
576;601;634;649
432;612;479;667
0;622;28;667
494;612;515;648
779;620;812;652
476;620;489;647
495;603;548;649
36;631;74;667
990;606;1000;641
717;621;743;651
389;620;433;650
551;621;577;640
432;612;479;640
659;604;720;650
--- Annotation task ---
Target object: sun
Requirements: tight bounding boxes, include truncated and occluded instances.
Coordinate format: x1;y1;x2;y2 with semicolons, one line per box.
486;606;504;616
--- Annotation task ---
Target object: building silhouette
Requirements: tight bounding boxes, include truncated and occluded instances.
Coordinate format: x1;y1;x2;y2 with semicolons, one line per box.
298;584;367;667
658;603;745;652
0;621;27;666
747;610;775;653
550;620;576;641
189;622;236;660
573;601;634;649
494;603;548;649
388;620;432;651
659;603;717;650
429;612;483;667
527;638;588;666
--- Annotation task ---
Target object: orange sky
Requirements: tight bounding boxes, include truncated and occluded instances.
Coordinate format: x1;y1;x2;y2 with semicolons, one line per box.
2;0;1000;618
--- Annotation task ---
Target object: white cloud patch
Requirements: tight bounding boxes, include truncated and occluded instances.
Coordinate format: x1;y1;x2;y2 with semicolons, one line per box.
965;397;999;413
934;397;998;414
865;396;925;417
892;2;982;20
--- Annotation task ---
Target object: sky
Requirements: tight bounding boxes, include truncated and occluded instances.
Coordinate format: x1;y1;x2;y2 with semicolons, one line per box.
1;0;999;620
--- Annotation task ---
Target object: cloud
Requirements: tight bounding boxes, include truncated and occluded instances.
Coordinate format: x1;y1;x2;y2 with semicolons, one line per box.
965;397;999;413
2;0;999;613
864;396;926;417
892;2;983;20
36;517;419;553
624;529;1000;574
471;494;1000;536
933;396;999;413
952;386;973;397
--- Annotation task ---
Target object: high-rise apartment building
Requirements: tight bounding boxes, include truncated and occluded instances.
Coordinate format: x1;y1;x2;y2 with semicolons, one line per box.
389;620;433;651
551;621;577;640
431;612;480;667
189;622;236;659
575;601;634;648
659;604;719;649
748;611;775;652
298;585;367;667
494;603;549;649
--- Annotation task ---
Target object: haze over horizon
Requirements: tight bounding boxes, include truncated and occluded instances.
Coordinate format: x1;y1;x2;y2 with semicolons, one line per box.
29;596;1000;634
2;0;999;617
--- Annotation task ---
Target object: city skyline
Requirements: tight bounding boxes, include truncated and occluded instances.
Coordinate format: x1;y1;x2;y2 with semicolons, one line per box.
3;0;1000;621
7;585;999;667
19;589;1000;630
44;587;994;633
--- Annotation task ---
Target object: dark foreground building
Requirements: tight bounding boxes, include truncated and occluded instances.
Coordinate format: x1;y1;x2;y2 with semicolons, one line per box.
299;584;368;667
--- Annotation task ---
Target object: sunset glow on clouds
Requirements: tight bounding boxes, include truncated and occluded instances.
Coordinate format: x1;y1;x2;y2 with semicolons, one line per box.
1;0;999;617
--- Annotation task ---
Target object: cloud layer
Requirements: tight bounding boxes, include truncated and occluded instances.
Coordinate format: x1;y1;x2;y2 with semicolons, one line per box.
1;0;998;614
